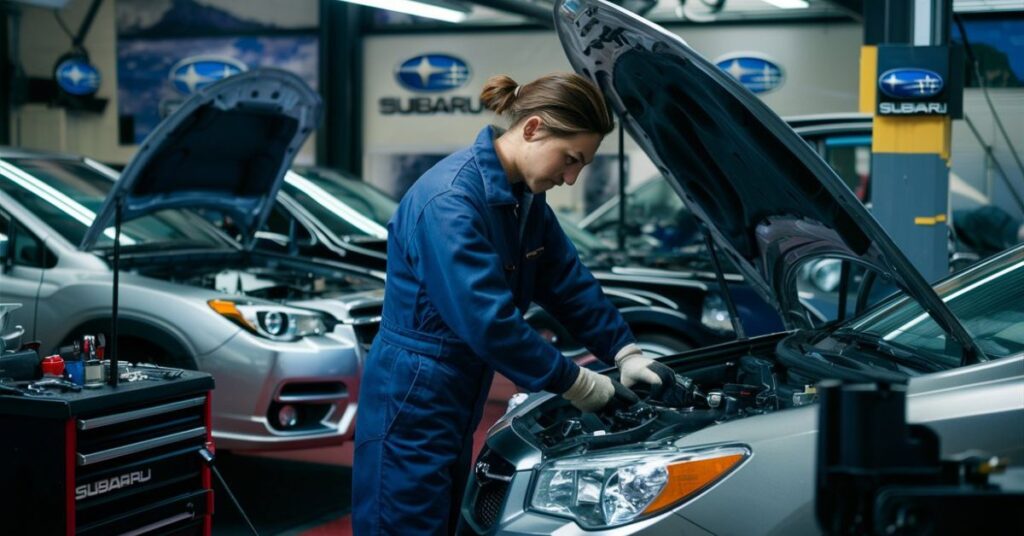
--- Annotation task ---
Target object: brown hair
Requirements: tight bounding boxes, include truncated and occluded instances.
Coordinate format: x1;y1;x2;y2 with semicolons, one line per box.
479;73;614;137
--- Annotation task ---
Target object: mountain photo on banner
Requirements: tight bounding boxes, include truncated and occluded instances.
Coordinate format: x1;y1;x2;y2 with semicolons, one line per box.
115;0;318;144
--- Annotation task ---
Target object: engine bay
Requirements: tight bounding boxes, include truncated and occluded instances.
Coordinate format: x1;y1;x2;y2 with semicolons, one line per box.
517;354;820;457
132;253;383;301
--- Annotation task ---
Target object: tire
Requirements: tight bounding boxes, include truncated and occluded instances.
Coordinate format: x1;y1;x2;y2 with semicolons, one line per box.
61;326;196;370
635;333;691;357
118;337;195;370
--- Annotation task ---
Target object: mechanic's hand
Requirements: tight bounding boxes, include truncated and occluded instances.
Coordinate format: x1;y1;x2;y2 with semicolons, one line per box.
562;367;615;412
614;343;674;389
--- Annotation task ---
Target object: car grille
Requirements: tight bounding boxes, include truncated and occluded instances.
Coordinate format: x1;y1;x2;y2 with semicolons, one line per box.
466;448;515;533
473;480;510;529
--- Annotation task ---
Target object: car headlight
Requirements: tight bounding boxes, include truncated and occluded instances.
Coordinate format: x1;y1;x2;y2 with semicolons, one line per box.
530;446;747;529
208;300;327;341
701;293;733;333
809;259;842;293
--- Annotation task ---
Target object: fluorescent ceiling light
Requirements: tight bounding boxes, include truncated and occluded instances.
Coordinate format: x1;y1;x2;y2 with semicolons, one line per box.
760;0;810;8
954;0;1024;12
336;0;469;23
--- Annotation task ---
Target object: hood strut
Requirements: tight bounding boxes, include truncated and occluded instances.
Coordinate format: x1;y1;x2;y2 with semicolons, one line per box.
702;226;746;339
109;195;123;387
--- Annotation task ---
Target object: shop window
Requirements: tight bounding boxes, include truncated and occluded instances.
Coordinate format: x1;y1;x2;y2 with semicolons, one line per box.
952;13;1024;88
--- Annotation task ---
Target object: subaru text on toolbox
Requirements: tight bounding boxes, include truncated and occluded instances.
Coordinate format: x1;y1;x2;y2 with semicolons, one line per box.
0;70;384;451
458;1;1023;533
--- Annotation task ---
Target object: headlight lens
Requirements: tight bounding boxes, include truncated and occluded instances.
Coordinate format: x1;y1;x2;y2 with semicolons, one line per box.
810;259;842;293
530;447;747;528
701;293;733;333
209;300;327;341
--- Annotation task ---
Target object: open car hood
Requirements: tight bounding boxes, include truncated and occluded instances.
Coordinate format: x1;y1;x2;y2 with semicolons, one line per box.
554;0;982;358
80;69;321;251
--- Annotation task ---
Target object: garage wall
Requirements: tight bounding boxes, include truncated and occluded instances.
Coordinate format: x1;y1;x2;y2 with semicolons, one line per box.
10;0;319;166
362;21;862;211
9;3;1020;218
952;90;1024;218
12;0;132;162
362;21;863;149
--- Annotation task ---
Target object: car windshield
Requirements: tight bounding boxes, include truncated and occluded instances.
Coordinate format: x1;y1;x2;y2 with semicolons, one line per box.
847;245;1024;360
554;213;613;259
283;169;391;239
581;177;702;257
0;157;229;250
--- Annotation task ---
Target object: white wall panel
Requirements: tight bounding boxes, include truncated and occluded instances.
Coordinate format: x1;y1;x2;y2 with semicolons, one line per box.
362;21;862;210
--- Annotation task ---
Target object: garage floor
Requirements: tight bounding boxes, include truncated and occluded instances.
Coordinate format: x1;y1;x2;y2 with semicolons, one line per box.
211;375;517;535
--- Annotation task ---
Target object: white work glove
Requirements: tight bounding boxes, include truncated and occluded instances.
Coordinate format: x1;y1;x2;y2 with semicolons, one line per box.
562;367;615;412
614;343;673;389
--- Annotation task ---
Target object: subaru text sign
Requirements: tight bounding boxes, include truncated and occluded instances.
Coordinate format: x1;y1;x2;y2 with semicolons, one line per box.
169;56;247;96
55;57;101;96
875;45;963;117
381;53;483;115
714;53;785;94
395;54;471;92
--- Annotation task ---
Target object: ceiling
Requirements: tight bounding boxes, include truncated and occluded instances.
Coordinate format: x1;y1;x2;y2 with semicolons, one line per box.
374;0;1023;28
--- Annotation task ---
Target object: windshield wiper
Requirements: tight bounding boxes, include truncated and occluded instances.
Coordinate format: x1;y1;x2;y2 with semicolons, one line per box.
96;240;230;253
830;329;946;373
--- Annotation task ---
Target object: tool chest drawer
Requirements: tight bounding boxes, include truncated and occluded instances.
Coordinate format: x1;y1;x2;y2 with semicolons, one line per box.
0;369;214;535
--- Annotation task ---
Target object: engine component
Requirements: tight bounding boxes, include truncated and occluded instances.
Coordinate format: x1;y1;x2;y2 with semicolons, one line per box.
648;373;701;408
739;355;780;409
524;353;796;455
793;385;818;407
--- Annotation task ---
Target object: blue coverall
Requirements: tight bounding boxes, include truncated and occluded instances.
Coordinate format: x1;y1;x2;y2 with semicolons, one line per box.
352;126;636;535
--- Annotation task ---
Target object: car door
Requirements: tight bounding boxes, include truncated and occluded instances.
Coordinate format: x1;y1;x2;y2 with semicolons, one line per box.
0;208;55;340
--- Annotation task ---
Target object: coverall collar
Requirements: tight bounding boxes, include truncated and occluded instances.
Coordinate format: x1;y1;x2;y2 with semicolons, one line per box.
474;125;518;206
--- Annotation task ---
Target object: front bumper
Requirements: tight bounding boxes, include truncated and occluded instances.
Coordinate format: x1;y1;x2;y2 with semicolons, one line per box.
198;324;364;451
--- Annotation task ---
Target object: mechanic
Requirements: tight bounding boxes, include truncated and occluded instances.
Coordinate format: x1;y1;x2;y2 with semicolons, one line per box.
352;72;673;535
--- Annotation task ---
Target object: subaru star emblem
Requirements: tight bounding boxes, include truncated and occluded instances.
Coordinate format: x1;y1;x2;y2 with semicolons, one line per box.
714;53;785;94
55;57;100;96
878;68;944;99
169;56;247;96
395;54;471;92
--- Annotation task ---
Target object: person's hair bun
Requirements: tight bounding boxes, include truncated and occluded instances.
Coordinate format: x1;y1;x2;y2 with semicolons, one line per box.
480;75;518;116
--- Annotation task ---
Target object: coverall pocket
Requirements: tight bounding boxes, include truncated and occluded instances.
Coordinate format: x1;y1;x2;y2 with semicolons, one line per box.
384;350;432;436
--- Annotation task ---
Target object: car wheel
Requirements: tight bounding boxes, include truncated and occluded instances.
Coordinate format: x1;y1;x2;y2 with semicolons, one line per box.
635;333;691;357
118;337;196;370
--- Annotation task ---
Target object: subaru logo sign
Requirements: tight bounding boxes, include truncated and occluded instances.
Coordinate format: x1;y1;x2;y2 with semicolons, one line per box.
395;54;471;92
169;56;247;96
714;54;784;94
878;68;944;99
55;58;100;96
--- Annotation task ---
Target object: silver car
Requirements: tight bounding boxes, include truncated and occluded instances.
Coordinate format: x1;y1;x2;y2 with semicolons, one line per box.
0;70;383;451
458;1;1024;533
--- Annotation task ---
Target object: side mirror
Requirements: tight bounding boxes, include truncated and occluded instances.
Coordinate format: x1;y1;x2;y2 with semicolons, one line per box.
253;231;292;248
0;233;10;272
253;229;317;250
